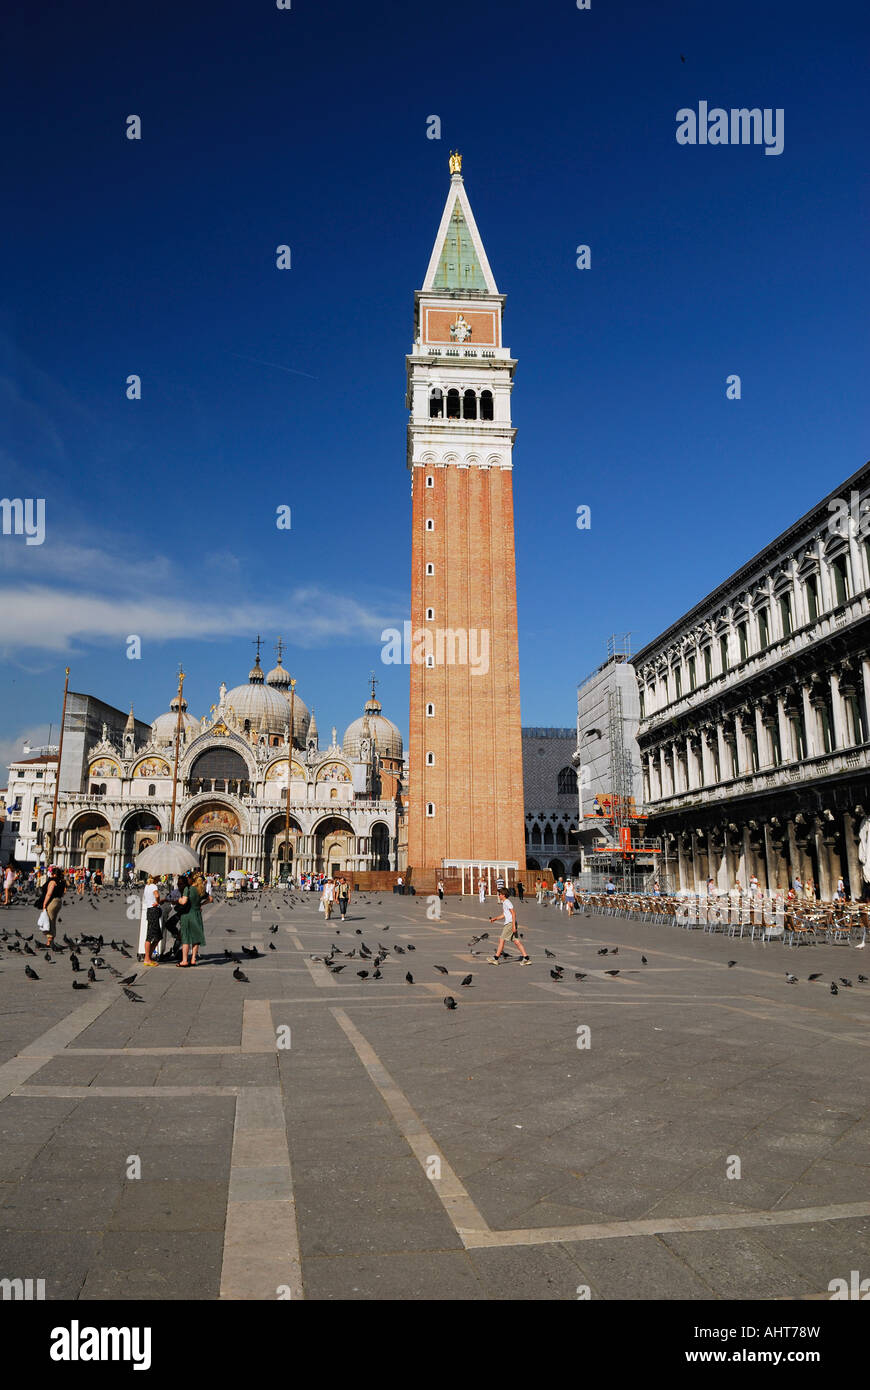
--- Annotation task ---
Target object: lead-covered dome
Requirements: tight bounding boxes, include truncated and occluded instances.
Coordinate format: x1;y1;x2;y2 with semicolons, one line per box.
224;655;310;741
151;692;200;746
343;693;403;762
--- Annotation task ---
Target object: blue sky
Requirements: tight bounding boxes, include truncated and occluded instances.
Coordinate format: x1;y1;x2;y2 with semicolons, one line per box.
1;0;867;765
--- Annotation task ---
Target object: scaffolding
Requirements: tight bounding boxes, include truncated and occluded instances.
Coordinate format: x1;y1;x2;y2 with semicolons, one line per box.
580;634;664;890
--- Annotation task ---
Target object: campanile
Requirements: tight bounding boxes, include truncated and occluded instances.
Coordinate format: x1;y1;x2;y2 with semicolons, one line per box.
407;153;526;874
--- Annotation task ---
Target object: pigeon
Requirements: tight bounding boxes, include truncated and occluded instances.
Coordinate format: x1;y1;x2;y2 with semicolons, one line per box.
394;945;406;955
839;978;853;988
785;973;798;984
604;970;620;977
460;974;473;987
544;949;556;959
72;979;89;990
549;969;563;981
727;961;737;968
443;996;457;1010
405;972;414;984
808;973;822;981
87;967;97;983
233;967;249;983
123;987;144;1002
830;982;839;995
597;948;608;956
407;944;416;951
269;925;278;934
434;965;449;975
372;968;382;979
357;970;369;979
44;952;54;963
641;956;648;965
23;943;36;956
268;942;276;951
226;929;235;934
119;974;138;986
575;972;587;981
118;948;131;958
858;975;868;984
24;964;39;980
70;954;80;972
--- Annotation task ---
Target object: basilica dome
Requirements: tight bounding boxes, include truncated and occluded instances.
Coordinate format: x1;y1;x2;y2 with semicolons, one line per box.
343;693;403;762
151;693;200;747
224;656;310;741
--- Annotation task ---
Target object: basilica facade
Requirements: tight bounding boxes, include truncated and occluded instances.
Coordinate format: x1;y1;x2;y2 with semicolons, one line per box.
23;648;405;881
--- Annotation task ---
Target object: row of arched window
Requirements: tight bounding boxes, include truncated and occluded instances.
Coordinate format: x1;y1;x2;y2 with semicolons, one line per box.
429;388;494;420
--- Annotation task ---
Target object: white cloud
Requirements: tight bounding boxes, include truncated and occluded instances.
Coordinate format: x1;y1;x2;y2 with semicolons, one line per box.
0;584;394;655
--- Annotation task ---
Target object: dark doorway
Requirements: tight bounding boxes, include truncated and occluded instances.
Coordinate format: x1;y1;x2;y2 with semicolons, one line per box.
206;851;227;877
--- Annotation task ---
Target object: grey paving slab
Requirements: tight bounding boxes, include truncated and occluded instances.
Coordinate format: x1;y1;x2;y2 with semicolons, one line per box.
560;1234;718;1300
301;1250;485;1300
659;1229;819;1299
108;1179;228;1232
0;890;868;1300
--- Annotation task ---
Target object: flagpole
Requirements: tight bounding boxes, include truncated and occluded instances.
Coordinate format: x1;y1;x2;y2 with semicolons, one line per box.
169;666;185;839
47;667;70;866
285;678;296;883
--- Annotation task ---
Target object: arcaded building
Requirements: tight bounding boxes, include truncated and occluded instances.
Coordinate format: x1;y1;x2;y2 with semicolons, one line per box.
634;463;870;898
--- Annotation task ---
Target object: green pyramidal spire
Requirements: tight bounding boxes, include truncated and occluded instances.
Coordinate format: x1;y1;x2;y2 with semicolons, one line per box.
432;197;489;291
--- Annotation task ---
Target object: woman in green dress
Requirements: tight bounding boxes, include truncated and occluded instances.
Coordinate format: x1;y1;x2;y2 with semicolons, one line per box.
176;873;206;966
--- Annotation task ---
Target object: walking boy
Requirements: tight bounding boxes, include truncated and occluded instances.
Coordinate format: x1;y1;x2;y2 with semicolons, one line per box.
487;889;531;965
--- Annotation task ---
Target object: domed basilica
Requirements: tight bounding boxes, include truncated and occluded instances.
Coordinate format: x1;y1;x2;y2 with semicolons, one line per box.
47;641;405;880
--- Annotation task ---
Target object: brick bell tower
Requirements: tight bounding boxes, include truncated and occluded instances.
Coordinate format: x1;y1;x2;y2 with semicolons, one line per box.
407;152;526;875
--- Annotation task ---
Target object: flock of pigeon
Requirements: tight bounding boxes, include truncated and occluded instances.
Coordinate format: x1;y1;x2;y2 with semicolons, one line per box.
1;922;145;1001
3;884;867;1011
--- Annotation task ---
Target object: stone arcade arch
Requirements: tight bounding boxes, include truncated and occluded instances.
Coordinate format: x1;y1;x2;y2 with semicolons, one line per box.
262;813;304;882
121;810;165;875
69;812;112;872
313;816;355;876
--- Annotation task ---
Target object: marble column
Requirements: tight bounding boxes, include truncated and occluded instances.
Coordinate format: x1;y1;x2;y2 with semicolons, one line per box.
814;823;833;900
830;672;846;749
843;812;862;900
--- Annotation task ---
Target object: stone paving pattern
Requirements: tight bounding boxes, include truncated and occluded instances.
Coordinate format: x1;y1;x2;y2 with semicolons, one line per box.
0;885;868;1300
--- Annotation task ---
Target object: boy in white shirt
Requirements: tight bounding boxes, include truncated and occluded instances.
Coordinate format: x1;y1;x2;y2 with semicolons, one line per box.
487;890;531;965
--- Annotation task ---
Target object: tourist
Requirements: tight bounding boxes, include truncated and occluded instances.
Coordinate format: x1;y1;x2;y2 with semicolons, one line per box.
652;879;661;896
536;878;544;905
605;878;616;895
564;878;575;916
804;877;815;900
176;873;206;967
143;876;163;967
206;873;214;898
749;873;758;896
92;867;103;896
42;867;65;947
516;880;524;902
487;889;531;965
792;873;802;896
836;876;846;901
338;876;350;921
3;862;17;907
437;880;444;901
322;877;335;920
478;877;486;904
554;875;565;908
707;876;715;895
